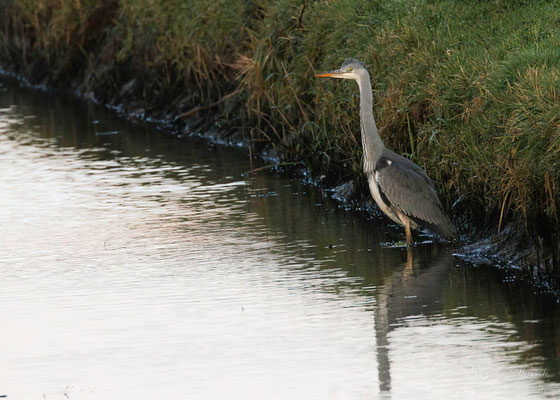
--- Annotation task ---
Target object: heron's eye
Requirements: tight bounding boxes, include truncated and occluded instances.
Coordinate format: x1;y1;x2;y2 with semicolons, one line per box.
348;67;353;72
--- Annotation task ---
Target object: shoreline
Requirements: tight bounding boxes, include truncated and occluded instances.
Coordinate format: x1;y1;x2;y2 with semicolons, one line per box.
1;67;557;298
1;0;558;297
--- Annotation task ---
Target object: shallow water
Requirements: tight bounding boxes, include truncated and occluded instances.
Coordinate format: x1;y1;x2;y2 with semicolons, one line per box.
0;77;559;400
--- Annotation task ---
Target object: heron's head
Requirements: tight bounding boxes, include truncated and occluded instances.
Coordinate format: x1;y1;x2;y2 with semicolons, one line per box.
315;59;368;81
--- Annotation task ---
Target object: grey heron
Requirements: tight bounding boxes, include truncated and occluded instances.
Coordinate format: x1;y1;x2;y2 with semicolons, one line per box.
316;59;455;245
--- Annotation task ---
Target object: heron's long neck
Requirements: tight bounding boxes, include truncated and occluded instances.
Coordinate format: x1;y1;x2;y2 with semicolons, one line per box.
357;74;384;173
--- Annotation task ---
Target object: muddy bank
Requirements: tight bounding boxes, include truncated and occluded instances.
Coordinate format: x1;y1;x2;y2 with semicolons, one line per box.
0;0;559;296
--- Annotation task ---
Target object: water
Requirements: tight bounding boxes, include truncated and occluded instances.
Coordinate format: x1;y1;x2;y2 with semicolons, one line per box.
0;77;559;400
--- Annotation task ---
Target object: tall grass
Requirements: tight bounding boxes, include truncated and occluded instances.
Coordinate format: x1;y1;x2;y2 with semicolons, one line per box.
1;0;560;251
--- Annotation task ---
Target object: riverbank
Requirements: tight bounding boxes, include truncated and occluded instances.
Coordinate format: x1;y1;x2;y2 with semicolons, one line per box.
1;0;559;294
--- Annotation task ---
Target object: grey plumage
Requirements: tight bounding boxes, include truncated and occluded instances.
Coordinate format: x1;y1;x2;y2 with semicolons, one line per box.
316;59;455;245
374;149;455;239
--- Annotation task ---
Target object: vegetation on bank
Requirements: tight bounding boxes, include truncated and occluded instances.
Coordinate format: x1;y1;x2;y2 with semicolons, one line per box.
1;0;559;263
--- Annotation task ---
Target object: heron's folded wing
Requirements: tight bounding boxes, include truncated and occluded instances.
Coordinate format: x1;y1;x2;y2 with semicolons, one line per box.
375;159;447;227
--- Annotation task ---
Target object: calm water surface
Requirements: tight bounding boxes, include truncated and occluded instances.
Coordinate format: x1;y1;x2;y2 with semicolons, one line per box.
1;78;559;400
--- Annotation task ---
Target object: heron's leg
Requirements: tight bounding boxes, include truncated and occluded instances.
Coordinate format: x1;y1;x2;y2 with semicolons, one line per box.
404;223;413;246
395;209;414;246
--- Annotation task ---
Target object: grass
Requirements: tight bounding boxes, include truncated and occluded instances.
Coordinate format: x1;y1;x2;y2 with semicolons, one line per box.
1;0;559;260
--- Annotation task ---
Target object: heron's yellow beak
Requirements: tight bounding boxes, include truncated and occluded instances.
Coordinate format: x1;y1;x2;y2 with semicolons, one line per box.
315;69;345;78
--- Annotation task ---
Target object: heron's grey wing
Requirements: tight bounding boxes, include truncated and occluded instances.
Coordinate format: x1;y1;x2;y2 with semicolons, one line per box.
374;155;455;239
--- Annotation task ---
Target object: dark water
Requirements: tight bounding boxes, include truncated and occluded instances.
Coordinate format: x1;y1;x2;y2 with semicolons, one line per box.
0;77;559;400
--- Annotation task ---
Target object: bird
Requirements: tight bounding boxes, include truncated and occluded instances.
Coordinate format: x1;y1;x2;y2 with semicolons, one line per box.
315;59;455;246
